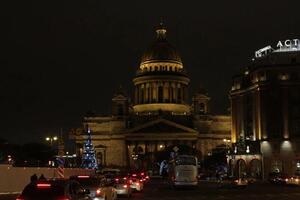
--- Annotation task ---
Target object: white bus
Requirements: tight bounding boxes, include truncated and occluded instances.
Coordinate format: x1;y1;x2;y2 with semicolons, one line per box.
169;155;198;187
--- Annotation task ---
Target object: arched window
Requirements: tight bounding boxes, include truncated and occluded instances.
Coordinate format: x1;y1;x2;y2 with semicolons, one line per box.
199;103;205;113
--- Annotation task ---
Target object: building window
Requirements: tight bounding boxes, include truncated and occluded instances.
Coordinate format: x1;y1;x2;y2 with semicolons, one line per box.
296;161;300;175
271;160;282;173
278;73;289;81
259;71;266;81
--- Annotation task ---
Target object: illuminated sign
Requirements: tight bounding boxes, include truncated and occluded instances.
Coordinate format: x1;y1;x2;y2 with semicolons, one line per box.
255;39;300;58
255;46;272;58
276;39;299;50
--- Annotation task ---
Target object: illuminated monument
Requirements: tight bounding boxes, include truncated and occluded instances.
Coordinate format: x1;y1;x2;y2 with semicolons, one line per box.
71;24;231;169
229;39;300;179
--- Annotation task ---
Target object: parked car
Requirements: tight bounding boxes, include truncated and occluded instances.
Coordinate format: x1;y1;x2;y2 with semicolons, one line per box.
16;179;92;200
70;175;117;200
286;176;300;186
269;173;289;185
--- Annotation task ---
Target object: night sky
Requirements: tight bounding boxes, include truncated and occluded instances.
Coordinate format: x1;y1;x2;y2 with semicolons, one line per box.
1;0;300;143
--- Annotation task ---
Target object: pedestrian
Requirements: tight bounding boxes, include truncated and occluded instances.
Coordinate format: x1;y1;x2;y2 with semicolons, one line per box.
30;174;38;183
39;174;46;180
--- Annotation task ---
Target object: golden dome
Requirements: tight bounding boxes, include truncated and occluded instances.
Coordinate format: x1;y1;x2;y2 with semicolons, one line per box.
140;24;182;65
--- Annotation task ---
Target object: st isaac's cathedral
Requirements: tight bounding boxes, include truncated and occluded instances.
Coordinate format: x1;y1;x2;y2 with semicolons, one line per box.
71;24;231;169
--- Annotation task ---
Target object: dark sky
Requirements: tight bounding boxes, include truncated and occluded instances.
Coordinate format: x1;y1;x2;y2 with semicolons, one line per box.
1;0;300;144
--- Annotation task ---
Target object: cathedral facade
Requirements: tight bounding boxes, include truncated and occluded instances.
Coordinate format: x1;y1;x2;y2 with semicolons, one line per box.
71;24;231;169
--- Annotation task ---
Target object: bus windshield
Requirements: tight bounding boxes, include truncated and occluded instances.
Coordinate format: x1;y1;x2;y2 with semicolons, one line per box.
175;156;196;166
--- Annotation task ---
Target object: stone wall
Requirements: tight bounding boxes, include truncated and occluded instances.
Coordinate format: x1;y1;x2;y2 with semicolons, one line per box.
93;139;127;167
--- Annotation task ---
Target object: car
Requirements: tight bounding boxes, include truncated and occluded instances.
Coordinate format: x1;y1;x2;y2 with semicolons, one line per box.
286;176;300;186
100;168;121;176
16;179;92;200
139;171;150;183
70;175;117;200
114;177;132;197
129;174;144;192
269;173;289;185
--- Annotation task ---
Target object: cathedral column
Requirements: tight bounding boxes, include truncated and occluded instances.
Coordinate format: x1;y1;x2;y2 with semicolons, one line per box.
173;83;178;103
169;84;173;103
135;85;139;104
143;84;147;103
181;85;184;103
163;82;167;102
152;82;157;103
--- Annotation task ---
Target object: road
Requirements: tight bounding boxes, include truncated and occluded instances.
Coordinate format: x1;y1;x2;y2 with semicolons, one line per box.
2;178;300;200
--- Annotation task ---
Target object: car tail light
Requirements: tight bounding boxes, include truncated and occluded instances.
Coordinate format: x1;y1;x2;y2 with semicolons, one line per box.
123;177;127;180
37;183;51;188
146;176;149;179
78;175;89;178
16;197;24;200
57;197;70;200
57;196;70;200
96;189;101;196
141;172;144;176
123;184;128;188
115;178;119;182
140;179;143;182
132;174;137;177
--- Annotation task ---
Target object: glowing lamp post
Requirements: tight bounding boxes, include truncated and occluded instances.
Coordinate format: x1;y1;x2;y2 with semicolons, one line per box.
45;136;58;146
223;139;231;153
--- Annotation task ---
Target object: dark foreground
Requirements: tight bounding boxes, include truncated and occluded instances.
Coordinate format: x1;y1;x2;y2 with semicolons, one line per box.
2;178;300;200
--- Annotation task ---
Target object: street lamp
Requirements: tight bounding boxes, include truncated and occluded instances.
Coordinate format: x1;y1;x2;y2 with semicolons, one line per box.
223;139;231;153
45;136;58;146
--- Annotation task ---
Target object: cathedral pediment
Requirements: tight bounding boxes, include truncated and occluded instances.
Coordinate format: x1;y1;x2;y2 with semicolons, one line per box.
112;94;127;101
127;118;197;134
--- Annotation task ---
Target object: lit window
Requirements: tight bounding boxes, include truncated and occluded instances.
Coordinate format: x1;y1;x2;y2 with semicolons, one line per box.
278;73;289;81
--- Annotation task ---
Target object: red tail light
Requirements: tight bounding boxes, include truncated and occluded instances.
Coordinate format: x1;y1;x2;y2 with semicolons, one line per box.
16;197;24;200
57;197;70;200
78;175;89;178
141;172;144;176
96;189;101;196
115;178;119;182
123;184;128;188
140;179;143;182
37;183;51;188
132;174;137;177
146;176;149;179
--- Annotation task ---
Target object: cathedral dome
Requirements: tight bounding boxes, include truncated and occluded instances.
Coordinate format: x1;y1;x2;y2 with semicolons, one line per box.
140;24;182;65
